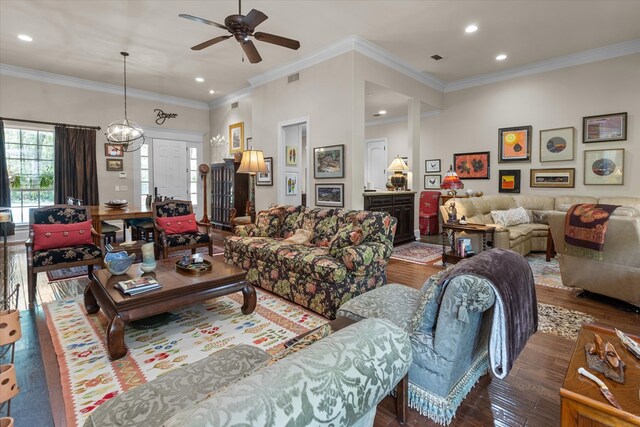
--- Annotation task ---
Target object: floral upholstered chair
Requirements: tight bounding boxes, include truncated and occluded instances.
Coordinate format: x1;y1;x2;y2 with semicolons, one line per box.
25;205;104;309
152;200;213;259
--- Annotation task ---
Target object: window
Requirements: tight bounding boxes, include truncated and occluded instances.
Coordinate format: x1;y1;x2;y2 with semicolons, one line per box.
4;127;55;224
188;147;198;206
139;144;150;206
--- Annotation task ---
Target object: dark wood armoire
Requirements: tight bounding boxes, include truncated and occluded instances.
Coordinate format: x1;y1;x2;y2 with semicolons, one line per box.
210;159;249;230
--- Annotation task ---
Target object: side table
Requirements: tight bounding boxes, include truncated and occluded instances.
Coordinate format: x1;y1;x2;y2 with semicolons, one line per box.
441;222;495;266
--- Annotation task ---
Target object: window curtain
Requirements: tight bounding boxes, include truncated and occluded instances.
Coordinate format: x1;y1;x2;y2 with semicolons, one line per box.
0;120;10;208
54;126;99;205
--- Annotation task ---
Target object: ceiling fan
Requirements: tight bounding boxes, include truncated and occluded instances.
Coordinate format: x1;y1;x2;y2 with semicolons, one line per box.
179;0;301;64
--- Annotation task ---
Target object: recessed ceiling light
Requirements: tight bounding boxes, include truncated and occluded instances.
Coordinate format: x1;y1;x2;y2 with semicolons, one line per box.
195;77;204;82
18;34;33;42
465;25;478;34
209;90;215;94
378;110;387;115
496;54;507;61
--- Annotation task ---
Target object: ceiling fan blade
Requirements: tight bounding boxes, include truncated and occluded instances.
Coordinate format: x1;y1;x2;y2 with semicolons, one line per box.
241;40;262;63
179;13;228;31
191;35;232;51
241;9;268;30
254;32;300;50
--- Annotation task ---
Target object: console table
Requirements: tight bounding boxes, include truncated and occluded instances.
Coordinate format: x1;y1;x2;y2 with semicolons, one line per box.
363;191;416;245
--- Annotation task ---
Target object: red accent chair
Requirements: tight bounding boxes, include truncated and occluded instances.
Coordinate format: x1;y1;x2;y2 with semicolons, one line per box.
419;191;440;235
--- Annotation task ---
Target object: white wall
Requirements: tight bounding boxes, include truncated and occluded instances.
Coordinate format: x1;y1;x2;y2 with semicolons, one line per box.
424;54;640;197
0;75;210;206
209;98;252;163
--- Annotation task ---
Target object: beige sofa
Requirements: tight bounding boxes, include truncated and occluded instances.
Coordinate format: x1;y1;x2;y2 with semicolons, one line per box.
441;195;640;307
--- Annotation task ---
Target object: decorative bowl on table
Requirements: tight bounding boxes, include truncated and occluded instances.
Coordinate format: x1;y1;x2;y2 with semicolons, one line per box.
105;200;128;209
105;251;136;275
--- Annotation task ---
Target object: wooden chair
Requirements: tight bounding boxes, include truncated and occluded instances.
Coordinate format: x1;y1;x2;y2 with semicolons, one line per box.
230;200;253;232
152;200;213;259
25;205;104;309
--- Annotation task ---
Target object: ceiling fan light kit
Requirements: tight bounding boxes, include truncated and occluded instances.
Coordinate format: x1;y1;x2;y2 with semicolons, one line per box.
179;0;300;64
106;52;145;152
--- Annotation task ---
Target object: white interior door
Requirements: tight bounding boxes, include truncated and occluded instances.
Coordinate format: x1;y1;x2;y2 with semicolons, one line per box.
153;139;188;200
365;139;387;190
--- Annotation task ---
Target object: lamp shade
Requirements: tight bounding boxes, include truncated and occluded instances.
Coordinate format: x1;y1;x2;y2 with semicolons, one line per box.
237;149;268;174
441;165;464;190
387;156;409;172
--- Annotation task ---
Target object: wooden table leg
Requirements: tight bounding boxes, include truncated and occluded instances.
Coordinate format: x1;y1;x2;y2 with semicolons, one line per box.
106;314;127;360
396;374;408;424
83;281;100;314
241;283;257;315
546;230;556;262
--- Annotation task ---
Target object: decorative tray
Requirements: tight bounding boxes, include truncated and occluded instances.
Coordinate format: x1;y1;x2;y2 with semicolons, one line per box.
105;200;128;209
175;258;212;275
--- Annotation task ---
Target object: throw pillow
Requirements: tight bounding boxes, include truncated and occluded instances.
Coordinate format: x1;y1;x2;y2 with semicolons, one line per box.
284;229;314;245
253;207;284;237
490;207;530;227
156;214;198;235
410;265;455;334
33;220;93;251
329;223;366;258
526;209;549;224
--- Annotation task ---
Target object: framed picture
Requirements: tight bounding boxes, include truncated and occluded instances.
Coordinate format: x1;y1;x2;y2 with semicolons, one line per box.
425;159;441;173
453;151;490;179
314;144;345;179
106;159;123;171
498;125;532;162
424;175;441;189
229;122;244;153
498;170;521;193
584;148;624;185
256;157;273;186
583;112;627;143
285;173;298;195
539;127;574;162
315;184;344;207
530;168;575;188
286;146;297;166
104;143;124;157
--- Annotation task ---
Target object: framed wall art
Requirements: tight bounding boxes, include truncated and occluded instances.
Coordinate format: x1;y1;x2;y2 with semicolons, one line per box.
314;144;345;179
425;159;440;173
285;172;298;195
106;159;123;171
582;112;627;143
424;175;441;189
105;143;124;157
530;168;575;188
286;146;297;166
584;148;624;185
453;151;490;179
229;122;244;153
498;125;532;162
315;184;344;207
539;127;574;162
256;156;273;186
498;170;521;193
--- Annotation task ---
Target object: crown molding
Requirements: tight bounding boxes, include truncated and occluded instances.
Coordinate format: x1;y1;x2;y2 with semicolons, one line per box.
444;38;640;93
365;109;441;127
0;63;210;110
208;86;253;109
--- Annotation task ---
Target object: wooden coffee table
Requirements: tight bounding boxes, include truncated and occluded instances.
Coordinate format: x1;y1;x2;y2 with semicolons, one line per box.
84;255;255;360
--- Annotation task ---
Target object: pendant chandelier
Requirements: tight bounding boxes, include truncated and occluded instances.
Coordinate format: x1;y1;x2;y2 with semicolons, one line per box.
105;52;145;152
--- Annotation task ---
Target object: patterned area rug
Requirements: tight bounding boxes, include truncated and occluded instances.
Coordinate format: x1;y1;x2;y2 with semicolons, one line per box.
44;289;327;427
525;253;565;289
391;241;442;264
537;303;595;340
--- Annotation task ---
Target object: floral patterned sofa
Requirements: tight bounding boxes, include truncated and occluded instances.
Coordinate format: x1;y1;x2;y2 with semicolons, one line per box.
224;206;397;319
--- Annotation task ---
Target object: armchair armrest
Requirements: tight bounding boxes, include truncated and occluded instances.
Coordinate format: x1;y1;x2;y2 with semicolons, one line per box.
338;242;390;274
91;227;106;254
234;224;257;237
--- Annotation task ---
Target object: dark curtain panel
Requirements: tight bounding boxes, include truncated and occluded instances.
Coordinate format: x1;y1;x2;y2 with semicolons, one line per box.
0;120;10;207
54;126;99;205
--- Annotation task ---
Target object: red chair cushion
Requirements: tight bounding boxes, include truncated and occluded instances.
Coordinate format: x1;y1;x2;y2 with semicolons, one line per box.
32;220;93;251
156;214;198;235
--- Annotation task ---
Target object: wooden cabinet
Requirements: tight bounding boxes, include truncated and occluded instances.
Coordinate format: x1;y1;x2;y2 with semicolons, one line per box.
210;159;248;230
363;192;416;245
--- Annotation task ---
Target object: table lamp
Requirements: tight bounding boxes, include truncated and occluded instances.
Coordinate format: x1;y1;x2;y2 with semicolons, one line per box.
237;148;268;222
441;165;464;223
387;155;409;191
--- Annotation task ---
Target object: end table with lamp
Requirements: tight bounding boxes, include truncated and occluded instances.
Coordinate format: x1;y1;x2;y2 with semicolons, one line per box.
236;147;268;224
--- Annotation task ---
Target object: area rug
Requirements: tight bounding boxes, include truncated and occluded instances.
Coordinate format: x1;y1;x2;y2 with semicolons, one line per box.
44;289;327;427
391;241;442;264
537;303;595;340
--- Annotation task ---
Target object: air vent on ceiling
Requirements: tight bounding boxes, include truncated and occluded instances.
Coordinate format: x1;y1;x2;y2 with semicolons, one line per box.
288;73;299;83
231;102;239;108
430;54;444;61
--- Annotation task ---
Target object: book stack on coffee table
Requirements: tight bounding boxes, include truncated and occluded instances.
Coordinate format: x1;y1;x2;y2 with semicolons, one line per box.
115;276;161;295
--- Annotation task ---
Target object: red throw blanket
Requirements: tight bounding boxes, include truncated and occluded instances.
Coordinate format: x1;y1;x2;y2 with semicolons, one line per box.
564;203;620;261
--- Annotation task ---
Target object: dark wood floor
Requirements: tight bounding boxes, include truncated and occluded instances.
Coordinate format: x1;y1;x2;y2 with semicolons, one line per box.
3;236;639;426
